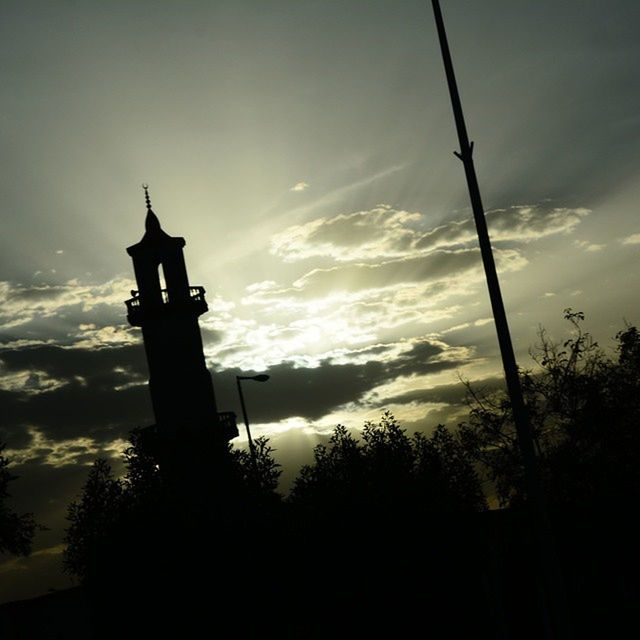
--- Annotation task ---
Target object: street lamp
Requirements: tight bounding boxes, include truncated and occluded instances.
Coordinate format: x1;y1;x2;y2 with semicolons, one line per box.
235;374;270;467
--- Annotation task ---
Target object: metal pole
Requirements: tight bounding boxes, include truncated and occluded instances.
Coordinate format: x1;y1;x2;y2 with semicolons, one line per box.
236;377;257;468
430;2;570;638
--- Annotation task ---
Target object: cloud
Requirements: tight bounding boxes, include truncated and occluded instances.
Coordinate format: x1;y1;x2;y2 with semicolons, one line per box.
205;291;467;372
0;343;147;384
212;203;555;373
290;181;309;192
574;239;605;252
271;205;419;262
0;330;474;467
0;276;135;333
0;343;152;448
74;323;138;349
375;376;505;414
201;202;572;407
224;246;524;371
622;233;640;245
271;204;589;263
0;368;67;395
415;205;589;252
289;247;526;299
211;336;476;427
5;427;128;467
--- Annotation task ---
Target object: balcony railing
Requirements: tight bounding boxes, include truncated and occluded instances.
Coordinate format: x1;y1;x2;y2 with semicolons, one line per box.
136;411;240;454
125;286;207;325
218;411;239;441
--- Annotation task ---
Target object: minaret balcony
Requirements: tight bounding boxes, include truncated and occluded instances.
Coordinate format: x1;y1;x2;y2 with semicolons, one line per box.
125;286;208;326
217;411;240;441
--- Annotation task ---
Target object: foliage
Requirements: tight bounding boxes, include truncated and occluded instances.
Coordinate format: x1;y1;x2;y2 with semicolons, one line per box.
121;429;163;510
63;459;123;578
229;436;282;496
0;443;37;556
63;429;282;581
459;309;640;507
290;411;487;515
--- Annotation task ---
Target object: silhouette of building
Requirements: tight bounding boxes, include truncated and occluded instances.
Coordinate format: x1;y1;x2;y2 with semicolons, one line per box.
124;187;237;452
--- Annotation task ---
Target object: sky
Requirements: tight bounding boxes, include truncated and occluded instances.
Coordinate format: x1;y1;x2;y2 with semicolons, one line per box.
1;0;640;601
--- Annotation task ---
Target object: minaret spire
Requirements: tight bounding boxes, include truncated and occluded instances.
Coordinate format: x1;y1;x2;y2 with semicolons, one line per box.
142;183;162;233
142;183;153;211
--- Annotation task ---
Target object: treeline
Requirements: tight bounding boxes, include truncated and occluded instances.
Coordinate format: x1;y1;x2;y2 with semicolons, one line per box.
459;309;640;508
58;310;640;637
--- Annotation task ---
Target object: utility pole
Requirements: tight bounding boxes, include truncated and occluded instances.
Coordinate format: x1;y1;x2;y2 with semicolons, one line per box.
430;2;571;637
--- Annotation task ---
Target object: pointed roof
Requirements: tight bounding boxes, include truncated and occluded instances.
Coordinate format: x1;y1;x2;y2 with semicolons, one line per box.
126;184;185;257
142;184;166;236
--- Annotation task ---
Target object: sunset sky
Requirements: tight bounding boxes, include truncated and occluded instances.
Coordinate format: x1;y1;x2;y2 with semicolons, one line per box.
1;0;639;600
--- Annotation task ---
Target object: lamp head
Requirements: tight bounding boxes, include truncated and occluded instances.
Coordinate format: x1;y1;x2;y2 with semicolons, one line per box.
236;373;270;382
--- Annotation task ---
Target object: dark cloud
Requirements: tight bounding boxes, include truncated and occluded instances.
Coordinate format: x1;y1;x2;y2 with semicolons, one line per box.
379;376;504;408
200;327;223;345
217;361;389;423
397;338;446;364
214;338;470;424
4;285;70;304
0;382;151;446
0;343;147;381
0;344;152;445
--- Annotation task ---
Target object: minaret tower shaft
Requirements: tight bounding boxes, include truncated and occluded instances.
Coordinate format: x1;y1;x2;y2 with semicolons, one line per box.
125;186;236;443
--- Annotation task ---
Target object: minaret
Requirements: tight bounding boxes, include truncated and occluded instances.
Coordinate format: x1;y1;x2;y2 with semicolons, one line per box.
125;186;237;446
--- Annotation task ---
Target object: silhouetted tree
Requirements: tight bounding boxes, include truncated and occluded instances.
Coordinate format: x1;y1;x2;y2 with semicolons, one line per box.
0;443;37;556
63;430;281;582
290;411;486;515
63;431;285;638
230;435;282;496
121;429;163;510
63;458;123;579
459;309;640;507
283;413;490;639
